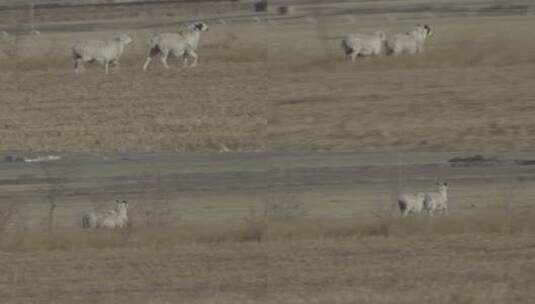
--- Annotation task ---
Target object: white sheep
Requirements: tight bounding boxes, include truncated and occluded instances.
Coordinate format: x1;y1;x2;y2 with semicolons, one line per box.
1;30;9;38
142;22;208;71
423;181;449;216
72;33;133;74
341;31;386;62
385;24;432;55
82;200;128;229
397;191;426;216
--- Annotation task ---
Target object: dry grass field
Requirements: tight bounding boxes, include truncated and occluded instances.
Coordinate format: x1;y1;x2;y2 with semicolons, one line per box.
0;3;534;151
1;0;535;302
1;152;535;303
2;215;535;303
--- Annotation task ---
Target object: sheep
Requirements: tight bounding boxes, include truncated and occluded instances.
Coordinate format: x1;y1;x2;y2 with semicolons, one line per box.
1;31;9;38
82;200;128;229
142;22;208;71
341;31;386;62
72;33;133;74
397;191;426;216
423;181;449;216
385;24;432;55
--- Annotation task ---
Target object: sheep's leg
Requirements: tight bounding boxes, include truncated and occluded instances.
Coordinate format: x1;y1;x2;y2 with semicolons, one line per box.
74;59;83;74
189;50;199;67
350;53;358;63
398;201;406;216
182;54;189;67
142;57;152;71
403;206;412;216
344;50;353;62
441;205;448;216
143;46;160;71
160;51;170;69
143;47;160;71
104;61;109;74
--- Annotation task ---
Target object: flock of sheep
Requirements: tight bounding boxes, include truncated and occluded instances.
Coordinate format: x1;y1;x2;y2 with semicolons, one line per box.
81;181;448;230
341;24;432;62
398;181;449;216
74;21;439;229
70;22;432;74
72;22;208;74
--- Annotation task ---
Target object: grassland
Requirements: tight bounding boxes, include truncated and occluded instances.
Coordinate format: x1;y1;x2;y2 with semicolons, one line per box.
2;216;535;303
1;10;535;152
1;151;535;302
1;0;535;302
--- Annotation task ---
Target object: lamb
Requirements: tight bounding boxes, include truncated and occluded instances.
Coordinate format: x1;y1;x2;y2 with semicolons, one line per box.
72;33;133;74
341;31;386;62
423;181;449;216
142;22;208;71
398;191;426;216
385;24;432;55
82;200;128;229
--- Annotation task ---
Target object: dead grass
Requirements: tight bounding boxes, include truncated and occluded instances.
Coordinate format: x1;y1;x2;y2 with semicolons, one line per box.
262;16;535;151
1;212;535;303
2;209;534;252
0;15;534;152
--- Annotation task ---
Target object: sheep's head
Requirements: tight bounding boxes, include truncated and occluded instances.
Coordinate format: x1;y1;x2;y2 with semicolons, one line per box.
193;22;208;32
116;200;129;210
115;34;133;45
424;24;432;37
415;24;432;37
436;181;448;192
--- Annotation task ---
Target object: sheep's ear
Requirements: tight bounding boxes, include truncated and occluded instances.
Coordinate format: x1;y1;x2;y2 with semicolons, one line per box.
443;182;448;186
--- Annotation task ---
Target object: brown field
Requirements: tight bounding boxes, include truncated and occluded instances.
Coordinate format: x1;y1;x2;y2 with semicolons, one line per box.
2;224;535;303
1;0;535;302
0;1;534;152
2;152;535;302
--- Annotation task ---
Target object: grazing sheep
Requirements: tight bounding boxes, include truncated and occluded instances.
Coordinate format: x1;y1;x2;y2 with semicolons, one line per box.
424;181;449;216
341;31;386;62
142;22;208;71
82;200;128;229
72;33;133;74
385;24;432;55
398;191;426;216
1;31;8;38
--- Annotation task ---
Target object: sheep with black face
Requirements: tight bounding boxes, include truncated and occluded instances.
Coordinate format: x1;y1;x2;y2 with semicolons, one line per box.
142;22;208;71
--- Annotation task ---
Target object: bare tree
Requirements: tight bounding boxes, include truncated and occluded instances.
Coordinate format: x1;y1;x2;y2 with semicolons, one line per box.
38;161;75;233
